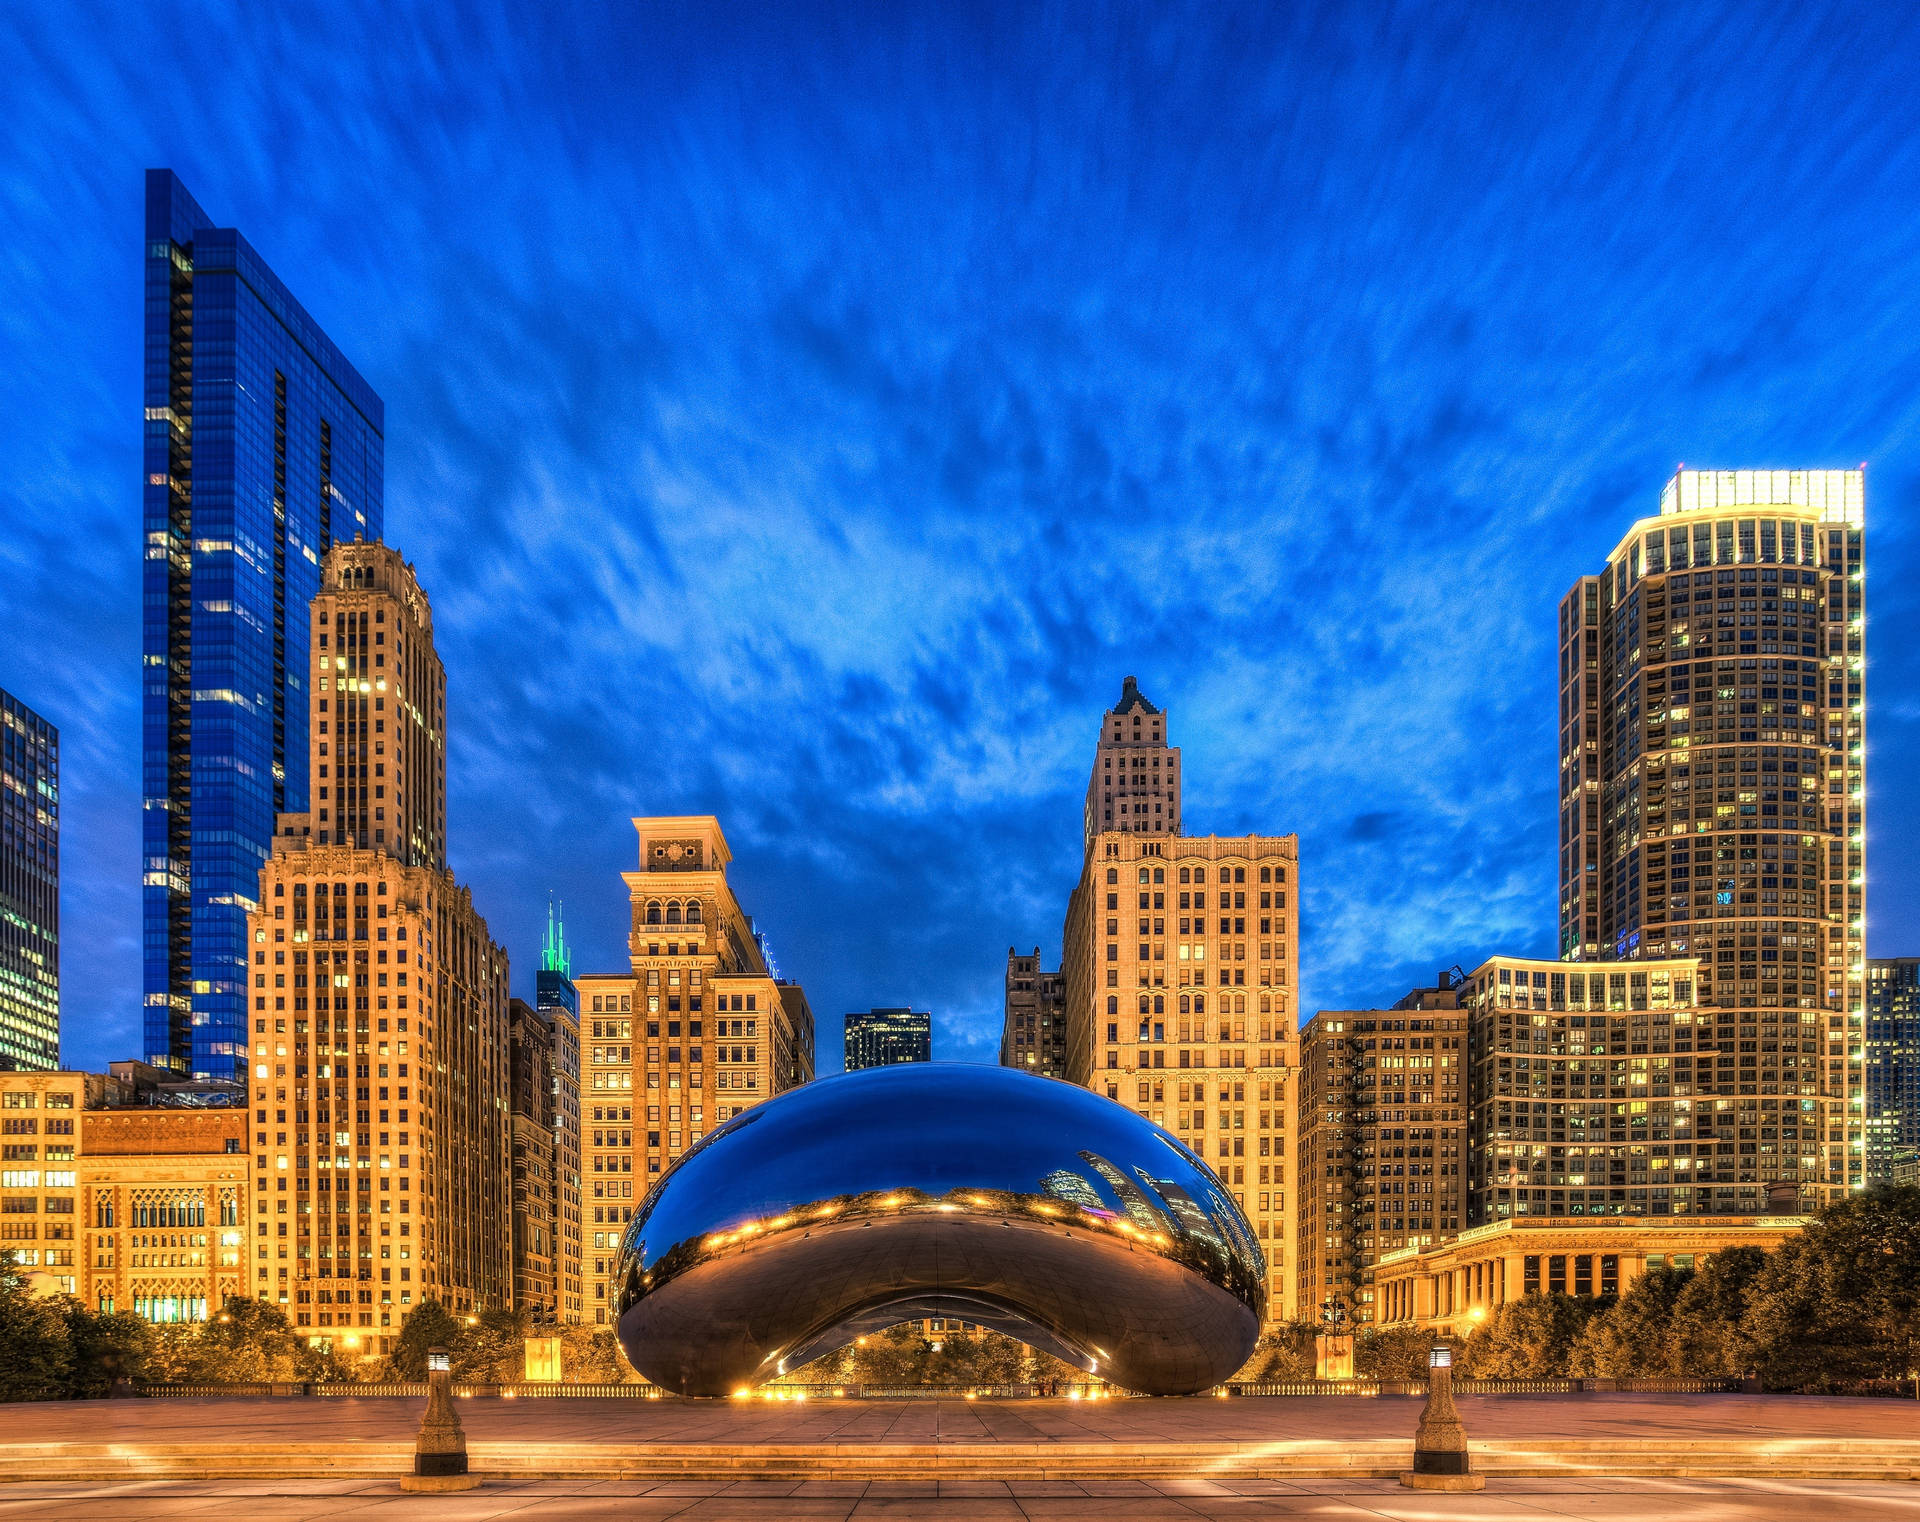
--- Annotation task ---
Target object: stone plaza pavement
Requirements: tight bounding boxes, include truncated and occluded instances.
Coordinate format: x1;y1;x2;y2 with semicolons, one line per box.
1;1474;1919;1521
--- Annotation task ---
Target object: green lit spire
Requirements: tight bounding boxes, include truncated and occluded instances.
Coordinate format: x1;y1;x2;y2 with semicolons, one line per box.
541;894;571;978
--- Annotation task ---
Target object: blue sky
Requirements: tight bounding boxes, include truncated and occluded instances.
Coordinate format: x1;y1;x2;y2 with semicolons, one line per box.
4;2;1919;1074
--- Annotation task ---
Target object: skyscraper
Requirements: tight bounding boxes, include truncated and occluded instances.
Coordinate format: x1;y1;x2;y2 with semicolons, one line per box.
507;997;557;1317
1000;948;1067;1077
535;899;583;1323
1556;469;1865;1203
143;170;385;1082
246;542;508;1352
843;1007;931;1070
573;816;816;1325
0;688;59;1071
1866;958;1919;1183
1061;678;1301;1320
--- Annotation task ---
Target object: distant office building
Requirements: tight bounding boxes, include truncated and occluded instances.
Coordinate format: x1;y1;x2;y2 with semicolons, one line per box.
844;1007;931;1071
1297;978;1467;1324
1867;958;1920;1183
1000;948;1067;1077
0;689;59;1071
247;542;509;1352
573;816;816;1324
508;998;557;1318
142;170;385;1083
536;900;584;1323
1556;469;1865;1199
1061;678;1301;1322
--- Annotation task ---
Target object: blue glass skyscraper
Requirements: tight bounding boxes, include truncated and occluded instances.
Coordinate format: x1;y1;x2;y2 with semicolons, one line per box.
0;687;59;1071
142;170;384;1080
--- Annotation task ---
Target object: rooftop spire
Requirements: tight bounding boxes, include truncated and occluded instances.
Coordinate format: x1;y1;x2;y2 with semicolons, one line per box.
1113;674;1160;716
541;894;571;978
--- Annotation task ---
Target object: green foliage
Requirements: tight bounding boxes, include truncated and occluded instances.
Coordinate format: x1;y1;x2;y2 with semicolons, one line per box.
1665;1246;1766;1377
1461;1293;1597;1378
185;1297;312;1382
1234;1321;1316;1380
387;1297;464;1380
1356;1324;1458;1381
0;1255;73;1402
559;1325;637;1383
1569;1264;1692;1377
62;1307;155;1396
452;1305;528;1382
799;1324;1049;1386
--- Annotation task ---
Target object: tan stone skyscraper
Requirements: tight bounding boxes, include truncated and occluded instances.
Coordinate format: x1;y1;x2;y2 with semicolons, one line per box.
246;541;510;1353
1062;679;1301;1321
999;948;1068;1077
1558;470;1865;1204
575;817;815;1326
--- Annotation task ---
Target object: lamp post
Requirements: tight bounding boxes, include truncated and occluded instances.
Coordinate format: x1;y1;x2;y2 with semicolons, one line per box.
399;1346;479;1493
1400;1343;1483;1492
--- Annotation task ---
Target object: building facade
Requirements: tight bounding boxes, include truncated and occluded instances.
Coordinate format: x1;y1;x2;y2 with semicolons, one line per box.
1866;958;1920;1182
536;903;584;1323
0;689;59;1072
1061;680;1301;1321
142;170;385;1084
1297;980;1467;1324
1556;469;1865;1201
1000;948;1068;1078
843;1007;931;1070
507;998;557;1317
244;543;509;1352
0;1069;83;1291
1373;1213;1809;1338
575;817;816;1324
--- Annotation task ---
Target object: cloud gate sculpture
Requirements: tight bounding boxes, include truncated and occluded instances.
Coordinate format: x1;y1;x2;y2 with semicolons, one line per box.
613;1063;1265;1396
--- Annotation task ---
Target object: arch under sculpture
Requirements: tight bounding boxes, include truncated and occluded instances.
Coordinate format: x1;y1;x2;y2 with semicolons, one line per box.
613;1064;1266;1396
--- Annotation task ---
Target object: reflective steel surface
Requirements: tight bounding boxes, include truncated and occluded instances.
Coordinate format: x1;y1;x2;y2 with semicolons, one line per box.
614;1063;1265;1396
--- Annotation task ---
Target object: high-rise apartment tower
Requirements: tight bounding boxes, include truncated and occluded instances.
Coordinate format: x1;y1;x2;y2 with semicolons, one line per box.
143;170;384;1082
0;688;59;1071
1866;958;1919;1182
245;543;508;1351
843;1007;931;1070
536;900;584;1322
1557;469;1864;1201
1062;679;1300;1320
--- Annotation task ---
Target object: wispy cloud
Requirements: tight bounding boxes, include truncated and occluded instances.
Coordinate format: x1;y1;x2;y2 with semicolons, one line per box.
3;1;1919;1070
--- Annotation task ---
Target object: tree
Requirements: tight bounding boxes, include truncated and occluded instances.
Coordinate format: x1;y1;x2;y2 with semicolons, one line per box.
1234;1322;1316;1381
62;1305;155;1396
1569;1265;1689;1377
1745;1186;1920;1390
0;1255;72;1402
191;1296;310;1382
1665;1245;1766;1377
388;1298;463;1380
1461;1293;1596;1378
1357;1324;1456;1381
559;1325;635;1383
453;1305;528;1383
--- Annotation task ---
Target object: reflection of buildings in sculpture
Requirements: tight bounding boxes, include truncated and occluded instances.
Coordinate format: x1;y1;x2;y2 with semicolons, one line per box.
1001;949;1068;1077
1060;677;1301;1320
1559;470;1866;1201
612;1065;1263;1397
1373;1213;1809;1338
1297;978;1468;1324
574;816;816;1325
245;542;511;1353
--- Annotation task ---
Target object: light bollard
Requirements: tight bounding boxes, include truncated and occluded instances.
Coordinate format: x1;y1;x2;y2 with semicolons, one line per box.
1400;1345;1484;1492
399;1347;480;1493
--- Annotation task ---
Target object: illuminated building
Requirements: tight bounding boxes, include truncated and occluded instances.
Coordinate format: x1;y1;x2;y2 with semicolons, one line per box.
574;816;816;1324
0;688;59;1071
0;1070;83;1291
843;1007;931;1070
1297;978;1467;1323
1374;1213;1808;1337
536;901;584;1322
246;542;510;1352
1061;678;1301;1320
142;171;384;1083
1866;957;1920;1182
1557;469;1865;1202
1000;948;1067;1078
507;998;556;1317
